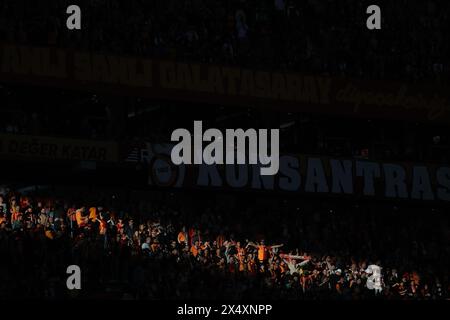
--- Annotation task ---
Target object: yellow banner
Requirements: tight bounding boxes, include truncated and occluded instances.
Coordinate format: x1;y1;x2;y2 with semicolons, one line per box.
1;43;449;121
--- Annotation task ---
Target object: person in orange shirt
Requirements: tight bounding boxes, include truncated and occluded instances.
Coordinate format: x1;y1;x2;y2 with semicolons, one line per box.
75;208;88;227
247;240;283;263
199;241;210;252
177;227;187;245
258;241;269;262
190;241;200;257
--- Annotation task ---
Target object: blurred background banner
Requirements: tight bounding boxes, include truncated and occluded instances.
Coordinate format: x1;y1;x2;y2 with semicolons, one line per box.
1;43;449;122
0;133;119;162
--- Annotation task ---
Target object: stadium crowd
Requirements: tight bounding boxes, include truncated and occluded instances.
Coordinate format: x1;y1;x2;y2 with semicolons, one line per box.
1;0;449;303
0;0;448;81
0;188;448;299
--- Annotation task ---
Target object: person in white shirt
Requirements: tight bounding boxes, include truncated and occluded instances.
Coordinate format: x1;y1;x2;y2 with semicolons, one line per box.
280;253;310;275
